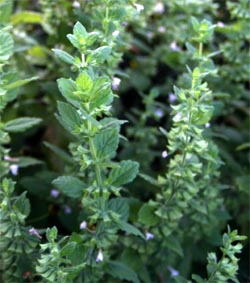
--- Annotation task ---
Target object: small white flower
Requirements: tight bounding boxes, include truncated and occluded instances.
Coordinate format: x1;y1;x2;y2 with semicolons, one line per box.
4;156;11;161
175;112;182;121
10;164;18;175
157;26;166;33
153;2;165;14
217;21;225;28
147;32;154;39
96;250;104;262
134;3;144;12
205;122;211;128
155;108;164;118
80;220;87;230
112;77;121;90
168;266;179;277
73;0;80;8
170;41;180;51
145;232;154;240
29;227;42;239
169;93;176;103
64;205;72;214
112;30;120;37
50;189;60;198
162;150;168;158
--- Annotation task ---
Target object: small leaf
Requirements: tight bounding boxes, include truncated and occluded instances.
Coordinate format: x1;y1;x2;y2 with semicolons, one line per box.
4;117;42;132
118;221;145;239
4;76;38;90
46;227;58;241
93;126;119;160
0;31;14;61
87;46;111;65
73;21;88;40
108;160;139;187
17;157;43;167
44;142;74;164
108;198;129;222
57;78;79;105
107;261;140;283
11;11;43;25
60;242;77;257
53;49;75;65
52;176;85;198
165;235;184;257
57;101;82;133
138;203;160;226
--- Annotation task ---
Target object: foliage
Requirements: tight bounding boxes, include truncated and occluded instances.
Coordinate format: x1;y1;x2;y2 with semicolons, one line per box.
0;0;249;282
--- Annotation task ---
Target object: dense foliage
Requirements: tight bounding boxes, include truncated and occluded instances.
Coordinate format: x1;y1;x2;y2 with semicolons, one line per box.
0;0;249;282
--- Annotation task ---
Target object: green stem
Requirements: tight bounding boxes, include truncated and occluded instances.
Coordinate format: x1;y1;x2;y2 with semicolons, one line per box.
199;42;203;57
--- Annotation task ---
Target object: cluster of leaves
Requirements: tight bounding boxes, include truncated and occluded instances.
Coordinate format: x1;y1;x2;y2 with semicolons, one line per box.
0;0;249;282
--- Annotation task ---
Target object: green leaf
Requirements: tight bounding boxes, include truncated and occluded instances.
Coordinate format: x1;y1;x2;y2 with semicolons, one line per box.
93;126;119;160
60;242;77;257
107;261;140;283
108;160;139;187
73;21;88;40
138;203;160;226
90;76;113;109
53;49;75;65
165;235;184;257
0;1;13;24
87;46;111;65
118;221;145;239
0;31;14;61
46;226;58;241
235;175;250;194
108;198;129;222
75;71;93;94
44;142;74;164
11;11;43;25
52;176;85;198
17;157;43;167
4;117;42;132
57;101;82;133
57;78;79;105
4;76;38;90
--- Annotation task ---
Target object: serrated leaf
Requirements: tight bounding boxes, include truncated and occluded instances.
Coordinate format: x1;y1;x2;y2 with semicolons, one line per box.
52;176;85;198
108;160;139;187
87;46;111;65
4;117;42;132
57;101;82;133
57;78;79;106
11;11;43;25
54;49;75;65
107;261;140;283
138;203;160;226
108;198;129;221
0;31;14;61
93;126;119;160
118;221;145;239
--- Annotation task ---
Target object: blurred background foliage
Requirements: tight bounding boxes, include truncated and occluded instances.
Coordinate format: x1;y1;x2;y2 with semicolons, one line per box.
1;0;249;282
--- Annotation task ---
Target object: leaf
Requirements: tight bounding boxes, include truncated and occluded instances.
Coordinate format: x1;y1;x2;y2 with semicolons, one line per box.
44;142;74;164
73;21;88;40
75;71;93;93
53;49;75;65
0;31;14;61
118;221;145;239
4;76;38;90
46;226;58;241
11;11;43;25
108;160;139;187
60;242;77;257
4;117;42;132
138;203;160;226
235;175;250;194
107;261;140;283
57;78;79;105
57;101;82;133
17;157;43;167
93;126;119;160
0;1;13;24
87;46;111;65
108;198;129;221
165;235;184;257
52;176;85;198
